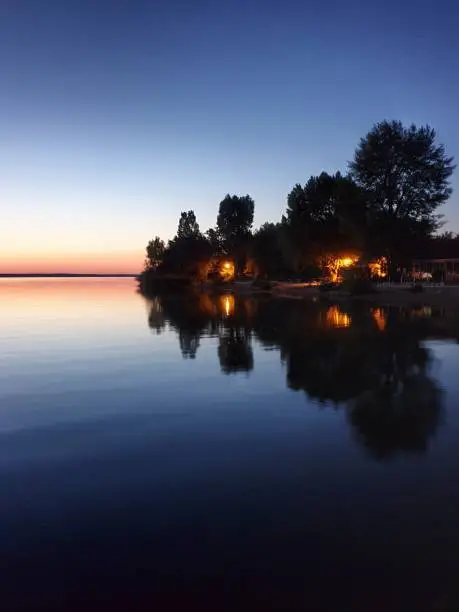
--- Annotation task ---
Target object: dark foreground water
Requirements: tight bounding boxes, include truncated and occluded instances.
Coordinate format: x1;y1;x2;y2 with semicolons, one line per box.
2;279;459;611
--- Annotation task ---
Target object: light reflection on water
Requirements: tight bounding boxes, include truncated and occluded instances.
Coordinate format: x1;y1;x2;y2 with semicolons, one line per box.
2;279;459;611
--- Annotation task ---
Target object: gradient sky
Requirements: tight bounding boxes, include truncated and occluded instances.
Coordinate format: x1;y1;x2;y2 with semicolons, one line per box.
2;0;459;273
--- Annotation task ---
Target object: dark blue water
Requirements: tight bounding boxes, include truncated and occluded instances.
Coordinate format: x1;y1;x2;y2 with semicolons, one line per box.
2;279;459;611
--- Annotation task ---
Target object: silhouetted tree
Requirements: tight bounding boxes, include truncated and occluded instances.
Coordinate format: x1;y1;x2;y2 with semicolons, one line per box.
177;210;201;240
206;227;224;256
437;231;457;241
162;235;212;279
350;120;455;269
157;211;212;280
285;172;367;271
251;222;288;278
145;236;165;270
138;119;456;286
217;194;255;273
277;218;316;277
425;231;459;259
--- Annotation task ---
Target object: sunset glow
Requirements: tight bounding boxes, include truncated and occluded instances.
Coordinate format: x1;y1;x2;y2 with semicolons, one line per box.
0;251;143;275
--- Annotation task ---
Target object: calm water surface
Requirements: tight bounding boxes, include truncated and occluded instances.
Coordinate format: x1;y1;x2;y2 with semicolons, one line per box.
2;278;459;611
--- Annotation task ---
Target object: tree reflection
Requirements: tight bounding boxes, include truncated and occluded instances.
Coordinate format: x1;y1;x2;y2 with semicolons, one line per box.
218;328;253;374
178;330;200;359
145;297;167;334
144;291;447;459
145;293;213;358
145;292;254;371
348;373;443;459
346;317;444;458
274;305;445;458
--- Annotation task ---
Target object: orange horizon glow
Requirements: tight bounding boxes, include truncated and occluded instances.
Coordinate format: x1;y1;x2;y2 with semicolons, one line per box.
0;277;140;325
0;250;145;275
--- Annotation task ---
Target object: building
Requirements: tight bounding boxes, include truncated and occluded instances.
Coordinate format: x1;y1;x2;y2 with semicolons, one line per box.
412;258;459;283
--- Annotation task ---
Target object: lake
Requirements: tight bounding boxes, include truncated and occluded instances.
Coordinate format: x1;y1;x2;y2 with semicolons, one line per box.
2;278;459;611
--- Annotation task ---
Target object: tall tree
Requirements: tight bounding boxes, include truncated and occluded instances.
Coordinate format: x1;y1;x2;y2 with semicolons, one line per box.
285;172;367;269
349;120;455;267
252;222;288;278
177;210;200;240
160;211;212;279
145;236;165;270
206;227;224;255
216;194;255;274
217;194;255;251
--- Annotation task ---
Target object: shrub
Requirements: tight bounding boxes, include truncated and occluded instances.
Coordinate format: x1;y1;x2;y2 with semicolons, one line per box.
319;281;340;292
137;270;193;296
343;278;375;295
252;278;273;291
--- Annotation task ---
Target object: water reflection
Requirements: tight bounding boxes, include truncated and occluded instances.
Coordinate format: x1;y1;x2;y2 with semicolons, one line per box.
218;328;254;374
146;297;166;334
349;372;443;459
221;294;235;318
323;304;352;328
144;293;454;459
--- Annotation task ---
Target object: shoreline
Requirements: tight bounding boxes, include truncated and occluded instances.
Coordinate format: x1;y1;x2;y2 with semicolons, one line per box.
208;280;459;309
270;282;459;308
139;274;459;309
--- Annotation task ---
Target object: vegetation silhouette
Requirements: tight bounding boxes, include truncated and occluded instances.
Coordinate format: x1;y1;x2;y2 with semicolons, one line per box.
218;328;254;374
215;194;255;275
146;297;167;334
350;120;455;272
145;237;165;270
348;372;443;459
217;296;254;374
139;119;454;289
145;293;446;458
284;171;368;274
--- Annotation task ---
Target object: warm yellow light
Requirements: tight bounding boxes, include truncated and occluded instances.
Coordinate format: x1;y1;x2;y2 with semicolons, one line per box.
221;294;235;317
369;257;388;278
372;308;387;331
325;305;351;328
327;254;358;282
220;260;235;280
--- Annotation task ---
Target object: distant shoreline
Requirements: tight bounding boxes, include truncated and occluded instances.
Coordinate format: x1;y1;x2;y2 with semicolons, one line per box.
0;274;137;278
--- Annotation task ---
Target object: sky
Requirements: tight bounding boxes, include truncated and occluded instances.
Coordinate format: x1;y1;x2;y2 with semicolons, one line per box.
1;0;459;273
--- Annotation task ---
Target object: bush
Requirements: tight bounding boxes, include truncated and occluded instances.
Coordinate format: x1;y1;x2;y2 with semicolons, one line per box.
137;270;193;296
298;265;322;282
252;278;273;291
319;281;340;292
343;278;375;295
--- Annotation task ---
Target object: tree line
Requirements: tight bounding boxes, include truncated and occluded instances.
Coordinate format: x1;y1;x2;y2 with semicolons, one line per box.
144;120;455;280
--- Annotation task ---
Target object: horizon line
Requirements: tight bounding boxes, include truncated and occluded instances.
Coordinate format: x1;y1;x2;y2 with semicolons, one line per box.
0;273;138;278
